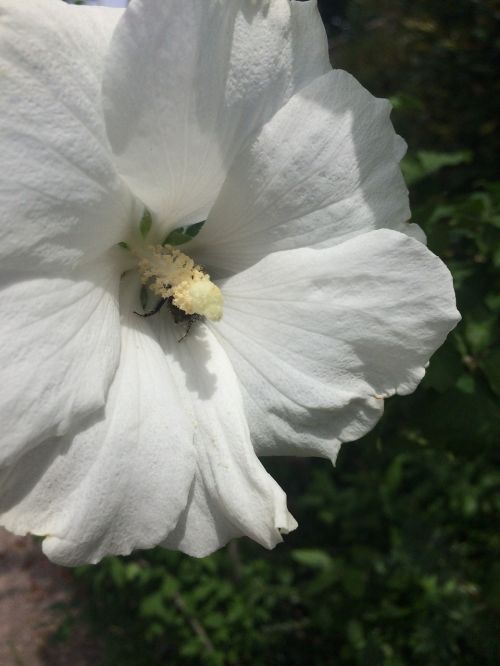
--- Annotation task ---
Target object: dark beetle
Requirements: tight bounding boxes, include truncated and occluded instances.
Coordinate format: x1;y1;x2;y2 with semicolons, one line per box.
135;296;202;341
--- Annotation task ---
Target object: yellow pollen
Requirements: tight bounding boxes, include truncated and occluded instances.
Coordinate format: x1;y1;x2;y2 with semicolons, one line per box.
135;245;223;321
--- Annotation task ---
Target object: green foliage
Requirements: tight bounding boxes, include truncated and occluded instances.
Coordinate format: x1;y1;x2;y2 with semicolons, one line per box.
68;0;500;664
73;427;500;665
333;0;500;177
401;150;473;186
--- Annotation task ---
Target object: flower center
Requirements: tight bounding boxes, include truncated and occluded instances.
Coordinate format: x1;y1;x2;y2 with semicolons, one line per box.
135;244;223;321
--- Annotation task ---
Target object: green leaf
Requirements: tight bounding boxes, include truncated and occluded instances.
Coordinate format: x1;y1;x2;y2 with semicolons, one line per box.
185;220;205;238
424;344;463;392
140;592;169;622
464;308;498;353
479;349;500;397
163;229;193;246
291;548;333;569
163;220;206;246
108;558;126;588
388;93;423;111
161;577;179;598
485;292;500;312
125;563;142;582
347;619;366;650
402;150;473;186
139;208;153;239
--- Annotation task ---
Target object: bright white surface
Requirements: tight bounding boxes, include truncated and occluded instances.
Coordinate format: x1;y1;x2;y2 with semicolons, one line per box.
0;0;460;565
0;0;131;461
102;0;330;236
193;69;419;274
215;229;460;460
0;0;132;271
1;275;197;566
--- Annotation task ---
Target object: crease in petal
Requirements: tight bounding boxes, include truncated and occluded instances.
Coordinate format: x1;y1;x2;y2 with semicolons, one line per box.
148;319;296;556
213;229;460;460
193;70;418;274
102;0;330;236
0;274;196;566
0;258;122;467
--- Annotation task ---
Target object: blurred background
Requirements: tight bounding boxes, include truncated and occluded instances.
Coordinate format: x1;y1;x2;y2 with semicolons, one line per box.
2;0;499;664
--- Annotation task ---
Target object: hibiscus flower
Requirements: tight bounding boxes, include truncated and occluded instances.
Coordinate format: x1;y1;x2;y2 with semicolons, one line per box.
0;0;459;566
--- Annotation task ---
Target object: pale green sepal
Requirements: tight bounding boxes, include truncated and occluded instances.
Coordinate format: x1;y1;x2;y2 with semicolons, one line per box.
139;209;153;239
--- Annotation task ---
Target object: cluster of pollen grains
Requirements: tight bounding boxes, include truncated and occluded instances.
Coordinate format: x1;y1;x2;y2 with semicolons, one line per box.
136;245;223;321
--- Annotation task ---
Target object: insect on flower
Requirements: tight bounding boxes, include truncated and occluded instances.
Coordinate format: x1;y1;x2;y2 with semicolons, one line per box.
135;289;204;342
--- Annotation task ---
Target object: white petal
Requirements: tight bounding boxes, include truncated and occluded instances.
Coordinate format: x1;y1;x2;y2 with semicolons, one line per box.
147;320;296;556
213;230;460;460
194;70;421;273
0;260;121;466
0;276;196;566
102;0;330;233
0;0;134;271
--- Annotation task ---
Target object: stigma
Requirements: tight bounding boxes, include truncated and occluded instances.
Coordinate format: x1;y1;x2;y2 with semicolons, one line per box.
135;245;223;321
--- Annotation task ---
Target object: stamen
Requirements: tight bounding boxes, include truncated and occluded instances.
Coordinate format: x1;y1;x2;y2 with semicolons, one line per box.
135;245;223;321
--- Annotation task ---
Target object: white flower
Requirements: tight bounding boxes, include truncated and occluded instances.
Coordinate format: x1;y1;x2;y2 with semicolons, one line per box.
0;0;459;566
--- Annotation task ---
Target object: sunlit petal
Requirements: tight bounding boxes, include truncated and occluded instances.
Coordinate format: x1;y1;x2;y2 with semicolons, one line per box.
0;275;196;565
214;230;460;460
148;320;297;556
102;0;330;234
194;70;422;273
0;260;121;466
0;0;134;271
